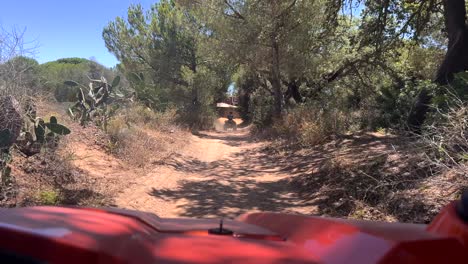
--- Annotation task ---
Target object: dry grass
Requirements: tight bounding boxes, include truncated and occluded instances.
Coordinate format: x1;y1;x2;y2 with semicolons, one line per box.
3;98;188;208
106;105;188;168
7;98;111;207
256;102;468;223
108;128;178;168
122;104;180;132
267;105;347;146
266;131;468;223
292;152;430;221
423;102;468;176
12;139;109;207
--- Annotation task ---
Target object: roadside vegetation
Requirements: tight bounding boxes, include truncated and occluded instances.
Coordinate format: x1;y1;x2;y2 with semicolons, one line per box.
0;0;467;222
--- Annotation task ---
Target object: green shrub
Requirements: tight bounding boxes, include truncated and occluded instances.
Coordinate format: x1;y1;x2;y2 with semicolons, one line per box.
429;72;468;114
250;90;274;129
177;104;216;130
37;189;60;205
374;79;437;130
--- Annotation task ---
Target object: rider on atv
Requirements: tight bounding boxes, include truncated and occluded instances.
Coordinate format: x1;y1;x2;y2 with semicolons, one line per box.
224;112;237;131
227;112;234;121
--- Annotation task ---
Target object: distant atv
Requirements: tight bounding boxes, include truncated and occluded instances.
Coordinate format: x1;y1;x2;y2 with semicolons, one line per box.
224;119;237;131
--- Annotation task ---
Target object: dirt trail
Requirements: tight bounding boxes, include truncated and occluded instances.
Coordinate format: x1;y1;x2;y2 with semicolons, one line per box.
114;129;318;218
65;126;463;223
28;101;463;222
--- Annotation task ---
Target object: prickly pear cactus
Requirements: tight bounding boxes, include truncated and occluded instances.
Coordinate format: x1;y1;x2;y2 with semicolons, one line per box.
0;96;22;150
66;75;123;128
0;96;21;187
17;113;71;156
0;130;12;149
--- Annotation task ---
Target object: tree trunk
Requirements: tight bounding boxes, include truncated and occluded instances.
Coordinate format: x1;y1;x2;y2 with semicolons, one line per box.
239;88;251;123
408;0;468;131
271;35;283;118
435;0;468;84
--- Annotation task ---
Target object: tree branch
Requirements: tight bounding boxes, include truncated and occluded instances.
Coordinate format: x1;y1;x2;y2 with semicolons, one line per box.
224;0;245;20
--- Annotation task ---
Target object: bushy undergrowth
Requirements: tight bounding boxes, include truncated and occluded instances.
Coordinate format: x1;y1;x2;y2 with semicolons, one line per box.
177;105;217;131
250;89;274;129
106;104;183;167
107;127;163;167
419;74;468;176
423;102;468;176
122;104;179;130
374;79;437;130
259;102;354;146
291;150;432;221
36;189;60;205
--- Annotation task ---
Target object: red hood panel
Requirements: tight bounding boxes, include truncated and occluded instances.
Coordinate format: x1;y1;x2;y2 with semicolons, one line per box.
80;207;280;238
0;206;466;263
0;207;314;263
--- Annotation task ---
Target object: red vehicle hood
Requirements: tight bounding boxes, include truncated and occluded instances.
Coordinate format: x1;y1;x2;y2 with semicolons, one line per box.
0;205;466;263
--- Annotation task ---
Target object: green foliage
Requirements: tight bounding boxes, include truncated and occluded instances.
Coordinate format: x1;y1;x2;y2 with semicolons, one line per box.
185;0;337;117
268;103;347;146
55;58;88;64
374;70;467;131
39;58;89;101
234;68;257;123
420;72;468;127
0;95;22;184
100;0;459;134
35;119;46;142
1;56;40;98
25;115;70;141
179;1;445;129
38;58;121;102
440;72;468;103
7;56;39;67
103;1;232;126
375;79;438;129
36;189;60;205
251;90;274;129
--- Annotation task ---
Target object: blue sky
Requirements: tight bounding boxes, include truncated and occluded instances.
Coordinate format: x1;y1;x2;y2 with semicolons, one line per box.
0;0;157;67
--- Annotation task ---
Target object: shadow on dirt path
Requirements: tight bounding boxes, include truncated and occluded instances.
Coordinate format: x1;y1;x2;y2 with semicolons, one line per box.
114;129;458;223
115;129;319;218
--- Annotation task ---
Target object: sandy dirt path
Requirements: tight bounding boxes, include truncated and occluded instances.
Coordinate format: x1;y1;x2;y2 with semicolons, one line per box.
113;129;318;218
